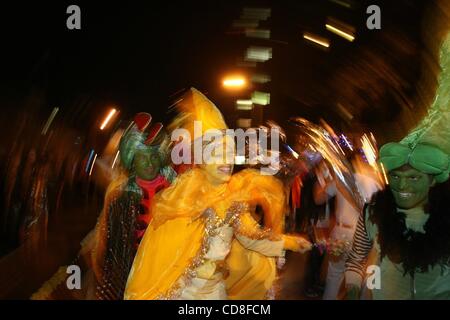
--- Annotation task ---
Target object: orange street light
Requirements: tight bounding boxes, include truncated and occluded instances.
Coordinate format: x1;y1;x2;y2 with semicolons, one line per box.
222;76;247;89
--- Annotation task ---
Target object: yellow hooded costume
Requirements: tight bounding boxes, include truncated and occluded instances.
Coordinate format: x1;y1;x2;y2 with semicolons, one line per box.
124;88;308;300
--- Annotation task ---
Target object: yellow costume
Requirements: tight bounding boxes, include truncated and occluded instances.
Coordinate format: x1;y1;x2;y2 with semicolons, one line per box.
125;167;308;299
125;88;310;300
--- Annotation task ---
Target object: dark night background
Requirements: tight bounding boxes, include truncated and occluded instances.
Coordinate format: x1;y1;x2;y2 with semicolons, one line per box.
0;0;428;136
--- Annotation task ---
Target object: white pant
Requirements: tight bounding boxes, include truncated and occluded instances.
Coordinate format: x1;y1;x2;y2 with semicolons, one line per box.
323;225;355;300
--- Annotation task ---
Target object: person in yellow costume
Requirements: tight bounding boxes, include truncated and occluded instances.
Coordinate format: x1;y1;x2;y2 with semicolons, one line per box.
124;88;312;300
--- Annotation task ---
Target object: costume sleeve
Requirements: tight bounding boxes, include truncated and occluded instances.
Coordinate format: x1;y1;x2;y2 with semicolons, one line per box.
345;206;373;287
92;188;119;282
233;211;285;257
229;169;309;256
95;190;140;300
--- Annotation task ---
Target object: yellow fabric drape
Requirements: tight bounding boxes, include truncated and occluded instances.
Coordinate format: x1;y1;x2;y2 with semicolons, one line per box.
150;168;227;228
125;169;222;299
225;240;277;300
224;170;286;300
226;170;285;234
167;87;228;139
125;217;205;299
124;168;287;300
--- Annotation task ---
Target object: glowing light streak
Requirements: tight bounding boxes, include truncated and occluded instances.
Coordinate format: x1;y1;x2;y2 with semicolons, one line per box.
89;153;98;176
303;33;330;48
100;108;117;130
111;150;120;169
42;107;59;135
325;24;355;42
380;163;389;185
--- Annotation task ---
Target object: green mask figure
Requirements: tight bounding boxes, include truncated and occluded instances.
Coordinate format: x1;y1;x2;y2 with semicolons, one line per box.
118;113;176;184
380;142;449;208
133;147;163;181
388;165;435;209
93;112;176;300
345;8;450;299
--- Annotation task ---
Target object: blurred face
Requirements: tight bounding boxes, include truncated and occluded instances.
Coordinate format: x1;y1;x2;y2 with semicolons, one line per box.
133;148;162;181
388;165;435;209
202;135;235;185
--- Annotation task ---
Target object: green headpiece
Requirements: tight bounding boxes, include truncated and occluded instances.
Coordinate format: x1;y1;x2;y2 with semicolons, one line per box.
380;142;449;183
119;112;171;171
379;26;450;183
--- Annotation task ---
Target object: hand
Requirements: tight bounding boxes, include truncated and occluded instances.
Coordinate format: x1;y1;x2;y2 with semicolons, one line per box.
345;285;360;300
283;234;313;253
297;236;313;253
276;256;286;269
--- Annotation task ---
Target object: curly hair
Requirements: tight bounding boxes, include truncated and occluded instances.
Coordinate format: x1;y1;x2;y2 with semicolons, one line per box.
368;180;450;276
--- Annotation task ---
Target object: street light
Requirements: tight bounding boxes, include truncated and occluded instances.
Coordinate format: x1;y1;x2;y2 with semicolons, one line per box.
222;76;247;89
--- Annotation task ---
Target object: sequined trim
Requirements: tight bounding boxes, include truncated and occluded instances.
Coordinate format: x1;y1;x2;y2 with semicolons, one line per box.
231;202;282;241
265;271;282;300
155;203;247;300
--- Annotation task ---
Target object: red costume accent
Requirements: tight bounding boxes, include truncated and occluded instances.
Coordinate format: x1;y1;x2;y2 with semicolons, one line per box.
145;122;164;145
134;113;152;131
291;175;302;211
135;175;170;241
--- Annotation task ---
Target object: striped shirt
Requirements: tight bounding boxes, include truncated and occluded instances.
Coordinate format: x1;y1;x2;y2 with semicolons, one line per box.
345;206;374;286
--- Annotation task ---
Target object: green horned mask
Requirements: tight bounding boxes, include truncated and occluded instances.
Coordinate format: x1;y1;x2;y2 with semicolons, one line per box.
119;112;174;182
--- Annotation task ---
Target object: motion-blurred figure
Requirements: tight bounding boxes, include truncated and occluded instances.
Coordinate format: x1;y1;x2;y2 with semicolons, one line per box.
88;112;176;300
125;88;312;300
314;154;380;300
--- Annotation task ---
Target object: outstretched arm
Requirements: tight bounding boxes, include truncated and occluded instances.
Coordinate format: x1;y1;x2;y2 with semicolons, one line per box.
232;208;311;256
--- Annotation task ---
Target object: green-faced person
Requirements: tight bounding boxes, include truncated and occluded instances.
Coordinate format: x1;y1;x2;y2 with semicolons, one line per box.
388;165;435;210
345;142;450;300
133;146;164;181
91;112;176;300
345;12;450;300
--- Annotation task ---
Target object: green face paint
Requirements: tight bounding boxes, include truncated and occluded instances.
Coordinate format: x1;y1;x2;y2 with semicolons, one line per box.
133;148;162;181
388;166;434;209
